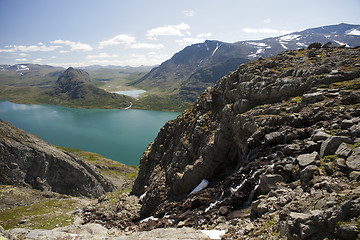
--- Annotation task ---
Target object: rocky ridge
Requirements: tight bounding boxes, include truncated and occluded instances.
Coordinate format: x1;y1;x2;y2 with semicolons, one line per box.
0;119;115;198
127;45;360;239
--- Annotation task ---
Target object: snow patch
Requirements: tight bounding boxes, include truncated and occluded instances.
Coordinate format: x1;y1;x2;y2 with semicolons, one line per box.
246;42;268;47
346;28;360;36
248;48;265;58
201;230;226;239
139;191;147;201
296;42;307;47
333;40;350;47
204;42;209;51
16;65;30;71
189;179;209;195
140;216;158;223
212;43;222;56
279;42;288;49
279;34;301;42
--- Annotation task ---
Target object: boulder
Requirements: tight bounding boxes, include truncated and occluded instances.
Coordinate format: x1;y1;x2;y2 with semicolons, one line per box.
320;136;353;157
301;92;325;103
264;131;284;145
312;131;330;142
259;174;284;193
284;144;301;155
251;198;269;217
346;148;360;171
300;165;318;182
297;152;320;167
286;210;325;239
341;92;360;105
308;43;322;49
322;42;334;48
349;171;360;181
335;142;353;158
337;223;359;240
335;158;348;170
350;124;360;138
340;119;354;129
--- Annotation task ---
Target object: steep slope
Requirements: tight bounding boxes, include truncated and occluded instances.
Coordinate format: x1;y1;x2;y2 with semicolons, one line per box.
130;46;360;238
0;119;115;198
132;23;360;105
46;67;134;108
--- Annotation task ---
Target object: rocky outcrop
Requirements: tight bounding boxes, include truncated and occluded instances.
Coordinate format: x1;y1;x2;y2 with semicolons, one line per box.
130;46;360;238
132;47;360;214
0;119;115;198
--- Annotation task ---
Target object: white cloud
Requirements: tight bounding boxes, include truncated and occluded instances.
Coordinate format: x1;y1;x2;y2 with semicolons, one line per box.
146;23;190;40
51;39;93;51
176;37;205;46
51;52;169;68
197;33;212;38
242;27;292;35
130;43;164;49
87;52;119;59
0;43;61;53
264;18;271;24
18;53;28;57
15;58;28;62
33;58;44;63
182;10;195;17
175;33;212;46
98;34;135;48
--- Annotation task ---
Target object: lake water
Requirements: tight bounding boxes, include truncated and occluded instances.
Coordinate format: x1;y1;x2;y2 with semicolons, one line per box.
113;89;146;98
0;101;180;166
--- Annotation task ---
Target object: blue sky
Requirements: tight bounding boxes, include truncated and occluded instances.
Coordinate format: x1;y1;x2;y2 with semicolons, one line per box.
0;0;359;67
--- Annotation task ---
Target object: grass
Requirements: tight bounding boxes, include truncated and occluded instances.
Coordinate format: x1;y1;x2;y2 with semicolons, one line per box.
322;154;343;164
0;146;140;231
330;77;360;90
2;200;77;230
0;199;77;230
0;184;81;230
291;96;302;103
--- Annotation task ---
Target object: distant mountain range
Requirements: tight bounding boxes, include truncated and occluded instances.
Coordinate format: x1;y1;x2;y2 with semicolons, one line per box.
1;23;359;111
131;23;360;102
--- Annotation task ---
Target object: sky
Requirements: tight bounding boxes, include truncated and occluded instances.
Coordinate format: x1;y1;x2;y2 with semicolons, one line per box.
0;0;359;68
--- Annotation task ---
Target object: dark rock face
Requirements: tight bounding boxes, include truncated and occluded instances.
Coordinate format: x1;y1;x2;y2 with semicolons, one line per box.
130;47;360;238
0;119;115;198
133;47;360;215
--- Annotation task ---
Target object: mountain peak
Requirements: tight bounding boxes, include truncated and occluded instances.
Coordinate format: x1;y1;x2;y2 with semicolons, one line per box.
55;67;91;92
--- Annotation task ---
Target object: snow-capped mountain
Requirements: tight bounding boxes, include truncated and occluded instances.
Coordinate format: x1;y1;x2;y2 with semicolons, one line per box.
240;23;360;60
131;23;360;102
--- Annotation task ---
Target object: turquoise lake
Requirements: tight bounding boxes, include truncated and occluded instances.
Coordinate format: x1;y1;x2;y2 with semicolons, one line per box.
0;101;180;166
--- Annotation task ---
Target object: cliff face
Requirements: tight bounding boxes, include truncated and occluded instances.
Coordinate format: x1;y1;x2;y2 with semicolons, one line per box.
132;45;360;238
0;119;115;198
